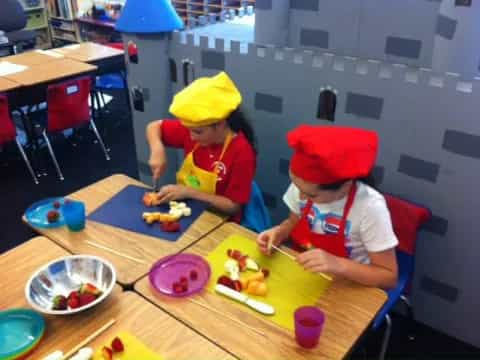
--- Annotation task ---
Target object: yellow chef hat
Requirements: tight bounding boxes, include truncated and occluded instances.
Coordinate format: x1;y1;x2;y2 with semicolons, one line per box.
169;71;242;127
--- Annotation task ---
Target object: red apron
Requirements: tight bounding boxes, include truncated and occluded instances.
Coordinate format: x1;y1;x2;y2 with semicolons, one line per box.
290;182;358;257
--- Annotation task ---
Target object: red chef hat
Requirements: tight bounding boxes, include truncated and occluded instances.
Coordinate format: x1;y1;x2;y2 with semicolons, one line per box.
288;125;379;185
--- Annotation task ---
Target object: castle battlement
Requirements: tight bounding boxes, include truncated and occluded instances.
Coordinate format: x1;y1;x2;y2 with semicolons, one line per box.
169;10;478;96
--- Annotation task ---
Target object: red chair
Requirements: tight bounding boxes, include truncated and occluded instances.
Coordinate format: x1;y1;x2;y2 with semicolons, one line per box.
43;76;110;180
372;194;431;359
0;94;38;184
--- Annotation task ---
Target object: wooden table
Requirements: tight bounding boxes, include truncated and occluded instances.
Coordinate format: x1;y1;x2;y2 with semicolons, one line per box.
0;77;20;92
2;50;64;67
135;222;388;360
53;41;124;63
26;174;226;287
0;237;232;359
3;58;97;87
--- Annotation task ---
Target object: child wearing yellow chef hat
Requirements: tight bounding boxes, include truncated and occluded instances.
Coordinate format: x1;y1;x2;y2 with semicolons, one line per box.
146;72;256;222
257;125;398;289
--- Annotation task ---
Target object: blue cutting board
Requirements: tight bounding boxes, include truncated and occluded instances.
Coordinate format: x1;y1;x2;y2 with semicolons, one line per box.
88;185;207;241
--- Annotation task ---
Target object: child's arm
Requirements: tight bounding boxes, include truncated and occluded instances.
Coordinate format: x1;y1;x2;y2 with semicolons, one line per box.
146;120;167;180
297;248;398;289
257;212;300;255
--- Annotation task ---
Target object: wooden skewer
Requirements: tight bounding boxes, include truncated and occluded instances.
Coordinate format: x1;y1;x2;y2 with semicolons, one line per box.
62;318;116;359
270;243;333;282
85;240;147;264
188;298;267;337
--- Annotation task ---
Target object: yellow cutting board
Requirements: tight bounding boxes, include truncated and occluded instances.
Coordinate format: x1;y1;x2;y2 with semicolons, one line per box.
92;331;163;360
206;234;331;331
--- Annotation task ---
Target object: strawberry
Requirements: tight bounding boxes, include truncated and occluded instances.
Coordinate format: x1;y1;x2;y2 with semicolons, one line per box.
79;293;97;306
111;337;124;352
238;256;248;272
261;268;270;278
52;295;67;310
181;282;189;292
217;275;235;290
53;200;61;209
67;295;80;309
231;250;242;260
102;346;113;360
47;210;60;223
232;280;242;292
179;276;188;285
80;283;102;297
172;282;184;294
189;270;198;281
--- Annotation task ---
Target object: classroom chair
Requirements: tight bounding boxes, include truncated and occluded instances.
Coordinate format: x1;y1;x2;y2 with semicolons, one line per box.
0;0;36;54
0;94;38;184
41;76;110;180
373;194;431;360
241;181;272;233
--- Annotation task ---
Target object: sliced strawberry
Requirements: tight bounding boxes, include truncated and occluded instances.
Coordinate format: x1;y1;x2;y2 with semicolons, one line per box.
79;293;97;306
52;295;67;310
231;250;243;260
111;336;124;352
172;282;184;294
179;276;188;285
80;283;102;296
102;346;113;360
238;256;248;272
232;280;242;292
189;270;198;281
47;210;60;223
67;295;80;309
53;200;61;209
181;282;189;292
217;275;236;290
261;268;270;278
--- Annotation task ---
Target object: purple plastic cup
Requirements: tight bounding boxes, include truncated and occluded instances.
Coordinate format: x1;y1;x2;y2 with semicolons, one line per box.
294;306;325;349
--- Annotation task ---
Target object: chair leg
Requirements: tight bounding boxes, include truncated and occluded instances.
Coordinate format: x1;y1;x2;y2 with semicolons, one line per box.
378;314;392;360
15;138;39;185
89;119;110;161
400;295;415;341
42;131;64;181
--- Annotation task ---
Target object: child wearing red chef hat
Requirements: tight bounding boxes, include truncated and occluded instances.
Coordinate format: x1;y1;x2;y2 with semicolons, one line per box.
257;125;398;289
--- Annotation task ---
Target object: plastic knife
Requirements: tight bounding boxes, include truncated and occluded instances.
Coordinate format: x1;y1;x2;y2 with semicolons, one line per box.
215;284;275;315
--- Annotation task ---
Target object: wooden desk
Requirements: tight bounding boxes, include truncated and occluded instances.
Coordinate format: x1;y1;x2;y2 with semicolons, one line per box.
0;77;20;92
31;292;234;360
135;222;388;360
3;58;97;86
53;41;124;63
2;50;64;67
1;236;72;309
25;174;226;287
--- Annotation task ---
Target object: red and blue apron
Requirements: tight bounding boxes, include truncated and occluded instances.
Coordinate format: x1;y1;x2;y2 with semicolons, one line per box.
290;182;358;258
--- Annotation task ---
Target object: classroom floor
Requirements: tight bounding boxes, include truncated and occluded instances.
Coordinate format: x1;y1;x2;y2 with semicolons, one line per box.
1;89;478;359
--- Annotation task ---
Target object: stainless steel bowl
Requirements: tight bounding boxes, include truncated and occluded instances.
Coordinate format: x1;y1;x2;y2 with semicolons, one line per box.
25;255;116;315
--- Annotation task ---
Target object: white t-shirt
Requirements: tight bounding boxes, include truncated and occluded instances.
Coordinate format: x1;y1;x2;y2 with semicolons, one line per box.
283;182;398;264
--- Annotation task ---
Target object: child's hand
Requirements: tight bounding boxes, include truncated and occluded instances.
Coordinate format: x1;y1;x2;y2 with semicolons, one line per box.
257;226;284;255
149;147;167;180
296;249;343;275
156;184;192;203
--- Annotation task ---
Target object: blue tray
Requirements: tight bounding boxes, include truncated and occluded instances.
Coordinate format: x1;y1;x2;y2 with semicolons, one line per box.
88;185;207;241
25;197;66;228
0;309;45;360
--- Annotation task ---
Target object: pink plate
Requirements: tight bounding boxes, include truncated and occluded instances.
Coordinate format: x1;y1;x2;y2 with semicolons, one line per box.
149;253;211;297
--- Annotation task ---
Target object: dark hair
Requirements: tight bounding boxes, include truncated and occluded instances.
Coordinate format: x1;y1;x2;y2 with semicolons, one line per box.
317;173;377;191
226;109;257;153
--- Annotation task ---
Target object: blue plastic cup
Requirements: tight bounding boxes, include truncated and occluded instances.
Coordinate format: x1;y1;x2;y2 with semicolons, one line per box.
62;201;86;231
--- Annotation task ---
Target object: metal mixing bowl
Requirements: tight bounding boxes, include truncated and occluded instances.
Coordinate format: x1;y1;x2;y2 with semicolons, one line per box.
25;255;116;315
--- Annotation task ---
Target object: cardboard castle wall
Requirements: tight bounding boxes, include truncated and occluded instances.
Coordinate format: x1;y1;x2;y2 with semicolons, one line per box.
123;8;480;347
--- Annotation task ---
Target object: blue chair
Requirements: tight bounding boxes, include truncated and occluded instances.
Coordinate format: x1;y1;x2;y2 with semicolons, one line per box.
372;194;431;360
241;181;272;233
